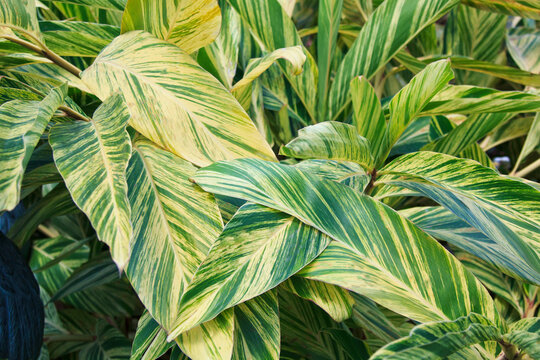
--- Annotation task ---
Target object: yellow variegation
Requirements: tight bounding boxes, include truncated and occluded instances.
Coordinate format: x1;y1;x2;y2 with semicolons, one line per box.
0;84;66;211
49;94;132;270
121;0;221;53
81;31;276;167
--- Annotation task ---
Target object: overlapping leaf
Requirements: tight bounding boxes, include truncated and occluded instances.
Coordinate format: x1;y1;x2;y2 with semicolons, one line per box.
121;0;220;53
461;0;540;19
507;27;540;73
81;31;276;167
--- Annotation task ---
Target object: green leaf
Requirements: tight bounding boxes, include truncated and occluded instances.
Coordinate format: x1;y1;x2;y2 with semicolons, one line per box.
50;94;132;269
513;112;539;173
125;137;222;332
227;0;318;122
461;0;540;20
232;291;280;360
370;313;502;360
379;151;540;285
351;293;402;343
79;320;131;360
401;206;540;290
121;0;220;53
0;0;42;40
280;121;374;170
0;84;66;211
131;311;173;360
81;31;276;167
51;0;126;12
295;159;370;192
421;85;540;116
380;59;454;163
317;0;343;120
40;20;119;57
193;159;501;327
503;317;540;358
168;202;331;338
281;277;354;322
507;27;540;73
351;76;386;159
327;0;459;121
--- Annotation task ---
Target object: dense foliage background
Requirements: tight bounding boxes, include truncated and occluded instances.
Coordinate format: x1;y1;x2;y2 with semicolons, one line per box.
0;0;539;359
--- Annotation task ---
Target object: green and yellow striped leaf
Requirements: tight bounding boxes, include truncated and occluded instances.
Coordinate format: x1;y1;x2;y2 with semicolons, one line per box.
327;0;459;121
0;84;66;211
351;76;386;159
503;317;540;358
232;291;280;360
370;313;502;360
295;159;370;192
40;20;119;57
507;27;540;73
51;0;126;12
231;46;306;108
131;311;174;360
81;31;276;167
461;0;540;20
193;159;501;328
280;121;374;170
79;320;131;360
401;206;539;295
421;85;540;116
513;112;539;174
380;59;454;163
0;0;42;40
125;137;222;332
227;0;318;122
121;0;220;53
281;277;354;322
351;293;402;343
317;0;343;120
379;151;540;285
168;202;331;338
49;94;132;269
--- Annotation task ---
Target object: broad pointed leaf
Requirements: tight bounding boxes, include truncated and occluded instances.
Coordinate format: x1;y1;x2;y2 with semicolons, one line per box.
81;31;276;167
50;94;132;269
0;84;66;211
121;0;221;53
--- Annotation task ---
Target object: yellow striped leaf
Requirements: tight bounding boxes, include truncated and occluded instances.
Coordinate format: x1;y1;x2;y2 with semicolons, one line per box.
327;0;459;121
192;159;502;328
121;0;221;53
379;151;540;285
125;137;222;332
81;31;276;167
0;0;42;40
168;202;331;338
507;27;540;73
503;317;540;359
49;94;132;270
280;121;374;170
0;84;66;211
131;311;174;360
461;0;540;19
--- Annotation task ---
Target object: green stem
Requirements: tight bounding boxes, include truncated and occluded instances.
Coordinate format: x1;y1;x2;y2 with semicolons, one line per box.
58;105;91;122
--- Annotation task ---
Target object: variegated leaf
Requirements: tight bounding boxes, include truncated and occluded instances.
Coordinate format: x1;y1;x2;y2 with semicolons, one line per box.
0;0;42;40
193;159;501;331
461;0;540;19
121;0;220;53
507;27;540;73
131;311;174;360
81;31;276;167
125;137;222;332
168;202;331;338
503;317;540;359
79;320;131;360
379;151;540;285
327;0;459;121
280;121;374;170
0;84;66;211
50;94;132;269
370;313;502;360
513;112;539;174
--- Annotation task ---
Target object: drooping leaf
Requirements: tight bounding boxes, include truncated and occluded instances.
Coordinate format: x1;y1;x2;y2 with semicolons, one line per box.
351;293;402;343
168;202;331;338
327;0;459;121
193;159;501;329
503;317;540;359
280;121;374;170
125;137;222;332
121;0;221;53
81;31;276;167
50;94;133;269
281;277;355;322
379;151;540;285
0;84;66;211
370;313;502;360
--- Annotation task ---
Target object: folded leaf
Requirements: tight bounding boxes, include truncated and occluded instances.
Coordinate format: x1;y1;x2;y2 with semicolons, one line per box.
50;94;132;269
131;311;174;360
81;31;276;167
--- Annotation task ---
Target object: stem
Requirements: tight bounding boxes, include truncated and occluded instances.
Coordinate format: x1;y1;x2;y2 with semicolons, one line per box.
58;105;91;122
1;34;81;77
514;158;540;178
364;168;377;195
498;341;520;360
